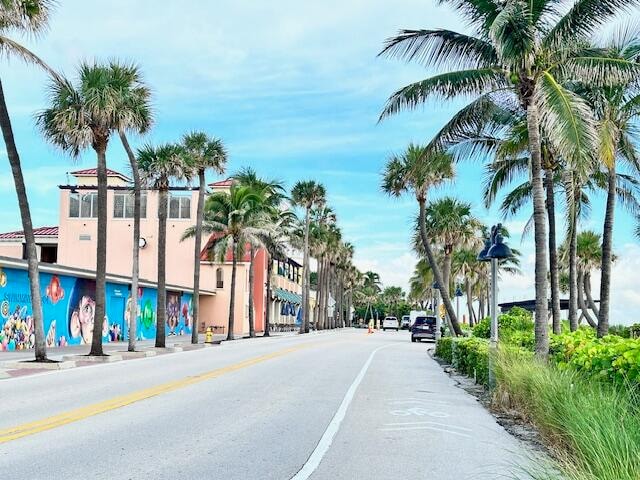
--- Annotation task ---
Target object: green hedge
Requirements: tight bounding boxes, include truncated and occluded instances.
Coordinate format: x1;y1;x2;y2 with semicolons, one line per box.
550;328;640;385
472;307;534;350
435;337;490;386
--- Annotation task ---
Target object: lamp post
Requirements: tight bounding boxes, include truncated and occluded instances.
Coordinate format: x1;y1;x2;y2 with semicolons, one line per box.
478;224;513;388
455;283;464;324
432;281;441;341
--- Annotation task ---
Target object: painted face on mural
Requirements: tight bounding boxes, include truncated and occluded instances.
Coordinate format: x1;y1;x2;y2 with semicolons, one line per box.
70;295;96;344
167;294;180;334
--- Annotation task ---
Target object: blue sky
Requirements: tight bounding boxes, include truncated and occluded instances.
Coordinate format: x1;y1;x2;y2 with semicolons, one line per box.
2;1;639;323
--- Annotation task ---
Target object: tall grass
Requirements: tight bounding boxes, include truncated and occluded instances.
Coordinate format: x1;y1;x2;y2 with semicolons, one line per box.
495;351;640;480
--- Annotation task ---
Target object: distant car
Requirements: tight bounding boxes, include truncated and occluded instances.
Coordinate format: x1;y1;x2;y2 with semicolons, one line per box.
382;316;399;331
401;315;410;329
411;315;437;342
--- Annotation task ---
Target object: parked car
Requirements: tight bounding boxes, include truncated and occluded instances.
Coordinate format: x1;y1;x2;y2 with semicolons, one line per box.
411;315;437;342
401;315;410;329
382;316;399;331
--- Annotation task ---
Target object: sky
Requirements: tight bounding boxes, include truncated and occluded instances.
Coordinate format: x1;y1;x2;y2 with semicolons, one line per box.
2;0;639;324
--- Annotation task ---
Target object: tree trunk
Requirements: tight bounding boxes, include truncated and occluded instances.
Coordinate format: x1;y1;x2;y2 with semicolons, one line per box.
248;245;256;338
90;141;109;356
465;279;474;327
300;208;311;334
155;186;168;348
568;195;579;332
0;79;47;361
317;256;324;330
227;237;237;340
526;100;550;358
578;270;597;328
191;168;206;344
264;256;272;337
584;271;600;317
442;251;456;334
546;169;561;334
417;198;462;336
119;131;140;352
597;166;615;337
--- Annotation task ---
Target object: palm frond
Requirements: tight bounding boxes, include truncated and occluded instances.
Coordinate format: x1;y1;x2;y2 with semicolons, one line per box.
379;68;507;120
378;28;498;69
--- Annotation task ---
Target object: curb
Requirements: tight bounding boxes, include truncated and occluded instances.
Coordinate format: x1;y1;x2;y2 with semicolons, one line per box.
3;360;77;370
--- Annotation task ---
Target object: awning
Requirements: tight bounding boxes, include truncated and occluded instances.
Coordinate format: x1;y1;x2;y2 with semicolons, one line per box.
273;287;302;305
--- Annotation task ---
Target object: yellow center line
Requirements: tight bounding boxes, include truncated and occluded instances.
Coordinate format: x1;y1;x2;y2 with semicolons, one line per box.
0;343;312;444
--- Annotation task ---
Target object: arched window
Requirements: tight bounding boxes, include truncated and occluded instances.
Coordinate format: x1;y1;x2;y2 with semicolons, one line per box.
216;268;224;289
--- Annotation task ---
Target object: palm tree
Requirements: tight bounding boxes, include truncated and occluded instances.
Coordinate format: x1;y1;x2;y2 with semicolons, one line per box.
232;169;285;337
0;0;58;361
185;184;267;340
291;180;326;334
258;210;296;337
452;249;480;326
381;144;463;336
182;132;227;343
39;62;155;356
138;143;190;348
580;31;640;336
106;62;154;353
379;0;640;357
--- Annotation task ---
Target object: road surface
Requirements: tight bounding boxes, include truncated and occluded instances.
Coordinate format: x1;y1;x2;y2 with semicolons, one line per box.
0;329;528;479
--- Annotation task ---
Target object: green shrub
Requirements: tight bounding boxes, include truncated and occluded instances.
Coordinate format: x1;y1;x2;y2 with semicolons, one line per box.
495;350;640;480
451;337;490;386
550;329;640;385
472;308;534;351
472;317;491;338
609;324;630;338
434;337;453;364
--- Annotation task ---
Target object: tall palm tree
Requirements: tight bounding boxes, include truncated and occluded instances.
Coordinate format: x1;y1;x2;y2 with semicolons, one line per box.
106;62;154;353
291;180;326;334
185;184;267;340
379;0;640;357
580;31;640;336
182;132;227;343
381;143;463;336
1;0;58;361
233;168;285;337
452;249;480;326
138;143;190;348
39;62;154;356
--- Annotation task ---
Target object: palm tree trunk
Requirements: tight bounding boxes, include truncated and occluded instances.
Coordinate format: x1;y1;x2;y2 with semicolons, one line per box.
0;79;47;361
155;186;168;348
301;208;311;334
119;131;140;352
584;271;600;317
264;256;272;337
526;100;550;357
465;280;474;327
578;270;597;328
442;252;456;334
568;200;579;332
317;256;324;330
597;166;615;337
546;169;561;335
90;142;109;356
248;245;256;337
417;198;462;336
191;168;206;344
227;237;237;341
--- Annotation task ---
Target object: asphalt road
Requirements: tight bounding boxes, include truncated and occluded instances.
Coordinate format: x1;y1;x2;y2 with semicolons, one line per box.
0;329;529;479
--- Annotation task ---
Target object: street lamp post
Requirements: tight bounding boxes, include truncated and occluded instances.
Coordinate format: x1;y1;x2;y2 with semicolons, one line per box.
478;224;513;388
432;282;441;341
455;284;463;324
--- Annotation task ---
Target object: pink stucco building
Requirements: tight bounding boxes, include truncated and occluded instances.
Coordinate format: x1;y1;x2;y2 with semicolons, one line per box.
0;169;304;338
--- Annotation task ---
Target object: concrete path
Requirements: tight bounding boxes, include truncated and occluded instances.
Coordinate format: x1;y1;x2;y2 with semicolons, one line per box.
0;329;529;479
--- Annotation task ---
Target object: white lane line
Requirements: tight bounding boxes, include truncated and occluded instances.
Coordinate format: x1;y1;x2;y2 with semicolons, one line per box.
291;344;392;480
379;426;472;438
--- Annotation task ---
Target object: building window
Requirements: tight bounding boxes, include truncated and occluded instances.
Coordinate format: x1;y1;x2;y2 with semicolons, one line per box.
69;193;97;218
114;193;147;219
169;194;191;219
216;268;224;289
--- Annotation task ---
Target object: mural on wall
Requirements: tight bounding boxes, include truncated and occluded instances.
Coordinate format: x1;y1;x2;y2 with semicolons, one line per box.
0;264;191;350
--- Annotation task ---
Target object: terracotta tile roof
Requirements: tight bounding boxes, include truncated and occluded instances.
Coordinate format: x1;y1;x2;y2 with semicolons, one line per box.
0;226;59;240
70;168;130;180
208;179;234;188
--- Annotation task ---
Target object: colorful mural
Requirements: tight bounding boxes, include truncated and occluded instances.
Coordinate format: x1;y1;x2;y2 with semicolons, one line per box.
0;264;192;351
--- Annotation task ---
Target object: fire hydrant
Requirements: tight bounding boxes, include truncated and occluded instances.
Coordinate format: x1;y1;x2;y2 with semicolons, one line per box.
205;326;214;343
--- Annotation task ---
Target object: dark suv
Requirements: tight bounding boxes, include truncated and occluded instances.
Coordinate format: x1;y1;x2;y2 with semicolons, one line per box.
411;315;437;342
